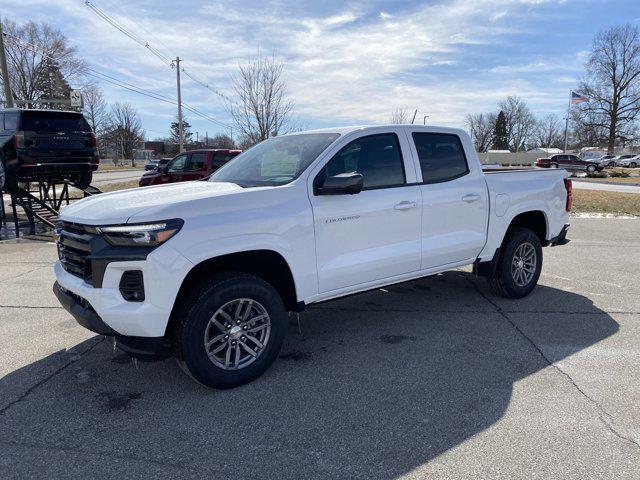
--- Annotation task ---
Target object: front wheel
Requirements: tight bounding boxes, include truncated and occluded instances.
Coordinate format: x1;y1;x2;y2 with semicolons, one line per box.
550;163;558;169
173;273;288;389
488;227;543;299
586;165;596;173
630;162;637;168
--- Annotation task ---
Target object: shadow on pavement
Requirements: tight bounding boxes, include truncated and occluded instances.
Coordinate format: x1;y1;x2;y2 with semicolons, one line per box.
0;271;620;479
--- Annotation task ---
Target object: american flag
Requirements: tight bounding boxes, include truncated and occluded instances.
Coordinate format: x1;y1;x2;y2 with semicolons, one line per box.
571;91;589;105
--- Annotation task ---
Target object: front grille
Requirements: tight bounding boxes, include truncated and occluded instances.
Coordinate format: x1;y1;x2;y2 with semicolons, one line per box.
57;221;97;282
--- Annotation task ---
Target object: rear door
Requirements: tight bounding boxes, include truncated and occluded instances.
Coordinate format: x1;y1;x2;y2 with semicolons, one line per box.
406;130;489;268
309;129;422;293
182;152;208;180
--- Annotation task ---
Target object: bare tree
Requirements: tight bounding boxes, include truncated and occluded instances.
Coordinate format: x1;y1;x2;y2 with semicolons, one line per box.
230;55;293;144
0;19;87;108
209;133;236;149
578;24;640;153
533;114;564;149
82;84;108;134
499;96;536;152
101;102;145;165
465;112;496;152
390;108;410;124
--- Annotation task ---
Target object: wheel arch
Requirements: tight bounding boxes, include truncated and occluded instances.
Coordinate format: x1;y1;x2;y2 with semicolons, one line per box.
506;210;548;245
166;249;300;337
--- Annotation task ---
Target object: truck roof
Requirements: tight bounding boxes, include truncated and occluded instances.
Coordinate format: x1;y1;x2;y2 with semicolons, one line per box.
288;124;467;137
0;107;83;115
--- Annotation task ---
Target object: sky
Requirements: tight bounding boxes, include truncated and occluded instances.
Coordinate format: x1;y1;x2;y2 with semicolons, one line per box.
2;0;640;140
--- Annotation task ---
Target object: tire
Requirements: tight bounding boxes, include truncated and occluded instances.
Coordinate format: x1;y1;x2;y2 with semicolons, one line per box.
586;165;596;173
0;158;18;192
488;227;543;299
173;273;288;389
550;163;558;169
73;172;92;190
630;162;637;168
608;162;616;167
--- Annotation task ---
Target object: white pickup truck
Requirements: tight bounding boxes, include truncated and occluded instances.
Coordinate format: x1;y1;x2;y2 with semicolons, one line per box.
53;125;571;388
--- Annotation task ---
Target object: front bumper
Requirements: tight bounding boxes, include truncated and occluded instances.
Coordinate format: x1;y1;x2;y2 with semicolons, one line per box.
53;281;169;358
53;241;193;337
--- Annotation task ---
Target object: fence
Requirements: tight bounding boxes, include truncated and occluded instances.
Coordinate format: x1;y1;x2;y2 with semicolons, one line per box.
477;152;541;166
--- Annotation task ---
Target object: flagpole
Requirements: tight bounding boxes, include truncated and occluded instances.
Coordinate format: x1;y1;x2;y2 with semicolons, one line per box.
563;90;572;153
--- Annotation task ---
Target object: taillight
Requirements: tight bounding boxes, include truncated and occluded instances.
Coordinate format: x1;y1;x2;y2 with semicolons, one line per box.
564;178;572;212
14;131;25;149
91;132;98;148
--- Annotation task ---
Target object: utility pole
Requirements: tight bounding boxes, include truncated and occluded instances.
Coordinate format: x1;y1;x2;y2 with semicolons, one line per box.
0;17;15;108
174;57;184;153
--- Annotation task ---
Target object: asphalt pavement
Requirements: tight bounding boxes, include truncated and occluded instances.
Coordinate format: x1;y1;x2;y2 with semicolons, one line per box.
572;179;640;194
0;218;639;479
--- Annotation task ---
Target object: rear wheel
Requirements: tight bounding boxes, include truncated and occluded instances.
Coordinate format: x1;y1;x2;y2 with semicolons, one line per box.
586;165;596;173
608;161;616;167
630;162;637;168
488;227;543;299
72;172;92;190
0;158;17;192
173;273;288;389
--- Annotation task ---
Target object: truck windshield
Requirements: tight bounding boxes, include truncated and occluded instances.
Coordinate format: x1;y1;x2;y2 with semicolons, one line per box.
20;112;91;133
210;133;340;187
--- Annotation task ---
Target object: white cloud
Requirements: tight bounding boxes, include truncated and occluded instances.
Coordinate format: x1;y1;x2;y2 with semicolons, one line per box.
1;0;576;132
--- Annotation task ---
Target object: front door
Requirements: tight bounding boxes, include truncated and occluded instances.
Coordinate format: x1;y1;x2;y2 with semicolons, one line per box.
406;131;488;268
165;153;188;183
309;132;422;293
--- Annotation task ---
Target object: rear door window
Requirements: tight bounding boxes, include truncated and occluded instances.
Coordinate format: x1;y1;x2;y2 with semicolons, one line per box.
411;133;469;184
19;112;90;133
212;153;235;169
186;152;207;171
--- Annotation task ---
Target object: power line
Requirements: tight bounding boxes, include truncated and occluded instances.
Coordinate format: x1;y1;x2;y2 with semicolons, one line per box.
84;1;171;66
3;31;231;128
84;0;235;106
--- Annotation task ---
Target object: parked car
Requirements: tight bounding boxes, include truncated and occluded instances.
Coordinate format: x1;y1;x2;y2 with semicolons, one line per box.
535;154;604;172
54;125;571;388
0;108;99;191
595;154;617;167
144;159;160;171
609;154;636;167
617;155;639;168
138;149;241;186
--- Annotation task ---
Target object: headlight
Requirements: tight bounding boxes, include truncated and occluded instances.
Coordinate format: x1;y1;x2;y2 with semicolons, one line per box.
97;219;183;247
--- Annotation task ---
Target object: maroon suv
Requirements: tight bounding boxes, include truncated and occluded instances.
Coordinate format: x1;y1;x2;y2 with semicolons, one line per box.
535;154;603;173
139;149;241;187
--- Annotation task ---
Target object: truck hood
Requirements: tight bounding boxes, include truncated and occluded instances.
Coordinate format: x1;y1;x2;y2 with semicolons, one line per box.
59;181;243;225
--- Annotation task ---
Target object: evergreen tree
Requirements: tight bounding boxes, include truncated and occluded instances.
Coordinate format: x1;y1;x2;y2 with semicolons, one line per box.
170;116;193;145
492;110;509;150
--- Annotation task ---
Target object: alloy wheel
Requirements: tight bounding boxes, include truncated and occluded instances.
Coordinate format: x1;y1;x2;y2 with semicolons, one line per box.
203;298;271;370
511;242;537;287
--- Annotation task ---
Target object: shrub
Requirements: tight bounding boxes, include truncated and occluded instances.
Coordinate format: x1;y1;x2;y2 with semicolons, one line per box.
586;171;608;178
609;170;630;178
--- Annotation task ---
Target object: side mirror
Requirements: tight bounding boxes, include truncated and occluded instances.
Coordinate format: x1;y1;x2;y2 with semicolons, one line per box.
157;164;168;174
316;172;364;195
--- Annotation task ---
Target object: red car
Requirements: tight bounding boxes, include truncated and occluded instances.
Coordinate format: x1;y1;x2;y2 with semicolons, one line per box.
139;149;241;187
535;154;603;173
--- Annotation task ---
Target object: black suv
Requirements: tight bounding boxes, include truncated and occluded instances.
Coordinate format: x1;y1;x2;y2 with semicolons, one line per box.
0;108;99;191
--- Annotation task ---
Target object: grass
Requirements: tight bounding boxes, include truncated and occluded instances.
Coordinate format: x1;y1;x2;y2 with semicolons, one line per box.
99;179;141;192
97;163;143;171
572;189;640;216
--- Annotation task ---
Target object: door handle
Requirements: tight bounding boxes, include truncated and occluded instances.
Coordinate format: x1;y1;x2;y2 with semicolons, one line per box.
462;194;481;203
394;201;418;211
